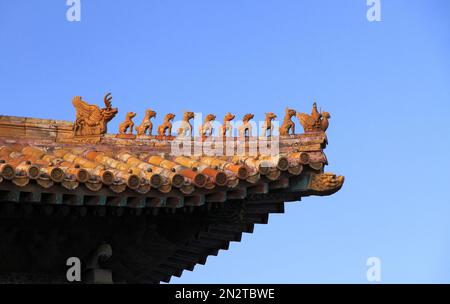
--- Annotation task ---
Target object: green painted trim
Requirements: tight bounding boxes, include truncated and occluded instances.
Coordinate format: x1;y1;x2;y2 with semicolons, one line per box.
288;174;312;192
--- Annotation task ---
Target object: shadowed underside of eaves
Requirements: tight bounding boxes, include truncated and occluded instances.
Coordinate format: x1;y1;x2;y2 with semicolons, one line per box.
0;172;342;283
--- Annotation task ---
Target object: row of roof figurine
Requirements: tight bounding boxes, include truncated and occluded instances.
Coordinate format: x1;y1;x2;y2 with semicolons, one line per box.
72;93;331;138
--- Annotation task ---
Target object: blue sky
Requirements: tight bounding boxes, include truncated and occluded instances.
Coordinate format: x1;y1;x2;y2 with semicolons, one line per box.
1;0;449;283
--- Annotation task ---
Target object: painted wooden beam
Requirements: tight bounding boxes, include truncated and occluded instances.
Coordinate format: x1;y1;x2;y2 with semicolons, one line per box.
166;196;184;208
269;178;290;190
227;187;247;199
184;195;205;207
205;191;227;203
287;174;311;192
248;183;269;194
0;189;19;202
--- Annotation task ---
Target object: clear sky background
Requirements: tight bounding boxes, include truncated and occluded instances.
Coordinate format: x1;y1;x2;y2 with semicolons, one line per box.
1;0;449;283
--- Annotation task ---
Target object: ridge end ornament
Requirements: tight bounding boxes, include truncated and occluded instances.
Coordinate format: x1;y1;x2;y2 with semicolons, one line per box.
72;93;118;137
297;102;331;133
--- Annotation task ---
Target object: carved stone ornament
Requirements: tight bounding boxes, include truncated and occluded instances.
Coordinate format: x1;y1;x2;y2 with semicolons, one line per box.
177;111;195;137
238;113;254;137
309;173;344;193
157;113;176;136
72;93;118;137
221;112;235;137
119;112;137;135
279;108;296;136
136;109;157;136
296;102;331;133
199;114;216;138
262;112;277;137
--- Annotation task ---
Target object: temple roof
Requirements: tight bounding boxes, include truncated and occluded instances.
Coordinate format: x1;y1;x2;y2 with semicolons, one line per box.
0;100;344;283
0;114;342;207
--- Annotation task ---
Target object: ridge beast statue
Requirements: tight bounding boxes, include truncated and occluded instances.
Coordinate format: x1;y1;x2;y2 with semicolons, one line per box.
157;113;176;137
297;102;331;133
199;114;216;138
279;108;296;136
238;113;254;137
119;112;137;135
177;111;195;137
136;109;157;136
261;112;277;137
221;112;235;137
72;93;118;136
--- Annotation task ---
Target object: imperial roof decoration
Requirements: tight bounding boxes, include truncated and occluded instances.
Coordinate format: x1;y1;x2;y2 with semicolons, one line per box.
0;95;343;283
